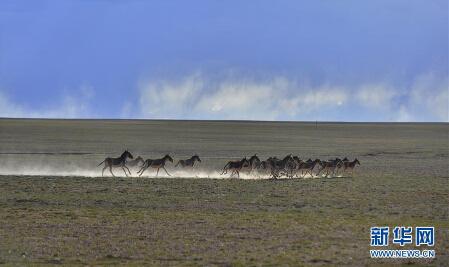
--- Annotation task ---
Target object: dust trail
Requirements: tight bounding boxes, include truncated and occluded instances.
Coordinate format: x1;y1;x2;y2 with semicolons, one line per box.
0;165;325;179
0;158;263;179
0;167;268;179
0;155;327;179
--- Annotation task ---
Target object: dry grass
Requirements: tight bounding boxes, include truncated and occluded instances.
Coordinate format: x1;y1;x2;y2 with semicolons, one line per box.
0;119;447;266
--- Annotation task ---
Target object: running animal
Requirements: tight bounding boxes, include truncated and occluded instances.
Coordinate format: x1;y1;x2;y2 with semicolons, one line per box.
221;158;250;178
98;150;134;177
342;158;360;177
126;156;145;168
175;155;201;168
137;154;174;177
297;159;321;177
317;159;343;177
268;155;295;179
247;154;261;174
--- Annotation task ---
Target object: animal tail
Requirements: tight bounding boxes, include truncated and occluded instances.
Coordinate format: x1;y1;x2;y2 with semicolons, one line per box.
97;160;105;167
221;162;230;175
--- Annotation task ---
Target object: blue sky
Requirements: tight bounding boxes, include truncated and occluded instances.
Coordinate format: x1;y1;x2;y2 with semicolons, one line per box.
0;0;447;121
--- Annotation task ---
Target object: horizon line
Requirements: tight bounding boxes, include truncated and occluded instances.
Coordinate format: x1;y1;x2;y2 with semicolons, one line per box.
1;117;447;124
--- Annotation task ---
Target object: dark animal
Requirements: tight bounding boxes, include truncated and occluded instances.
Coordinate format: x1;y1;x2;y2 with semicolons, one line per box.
297;159;321;177
98;150;134;177
247;154;261;174
175;155;201;168
267;155;295;179
317;158;343;177
221;158;250;178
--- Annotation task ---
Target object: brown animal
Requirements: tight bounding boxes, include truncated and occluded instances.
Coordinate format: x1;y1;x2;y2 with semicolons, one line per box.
138;154;174;177
343;158;360;177
221;158;250;178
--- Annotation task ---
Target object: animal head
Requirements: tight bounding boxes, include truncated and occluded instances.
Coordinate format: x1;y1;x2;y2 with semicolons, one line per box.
249;154;260;163
342;157;349;162
283;154;293;161
241;157;250;166
122;150;134;159
193;154;201;162
164;154;174;163
314;159;322;164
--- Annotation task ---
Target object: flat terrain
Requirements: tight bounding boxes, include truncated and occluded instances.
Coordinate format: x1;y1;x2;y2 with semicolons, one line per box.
0;119;448;266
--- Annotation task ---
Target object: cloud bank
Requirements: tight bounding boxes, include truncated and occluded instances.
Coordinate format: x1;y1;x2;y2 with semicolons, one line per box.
0;73;447;122
136;72;448;122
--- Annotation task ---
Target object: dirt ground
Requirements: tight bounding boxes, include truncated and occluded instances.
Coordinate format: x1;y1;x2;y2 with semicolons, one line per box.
0;119;447;266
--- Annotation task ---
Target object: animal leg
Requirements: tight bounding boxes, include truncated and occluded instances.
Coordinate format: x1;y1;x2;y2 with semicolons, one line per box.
137;166;143;174
162;166;171;176
138;166;147;177
102;166;107;177
121;167;129;177
156;168;160;177
109;166;115;177
124;165;132;176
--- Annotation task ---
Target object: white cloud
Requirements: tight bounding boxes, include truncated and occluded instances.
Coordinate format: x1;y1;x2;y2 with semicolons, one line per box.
138;75;349;121
139;73;203;119
408;73;448;121
136;72;448;122
2;73;446;122
356;84;397;109
0;85;95;118
394;105;414;122
194;77;288;120
281;85;348;116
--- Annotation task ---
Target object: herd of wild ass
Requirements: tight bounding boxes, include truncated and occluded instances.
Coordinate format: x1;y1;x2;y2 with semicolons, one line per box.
98;150;360;179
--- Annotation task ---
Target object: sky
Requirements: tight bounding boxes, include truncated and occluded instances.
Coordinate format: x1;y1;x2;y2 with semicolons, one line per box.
0;0;447;122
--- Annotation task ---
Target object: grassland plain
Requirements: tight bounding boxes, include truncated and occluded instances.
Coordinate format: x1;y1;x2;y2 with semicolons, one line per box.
0;119;448;266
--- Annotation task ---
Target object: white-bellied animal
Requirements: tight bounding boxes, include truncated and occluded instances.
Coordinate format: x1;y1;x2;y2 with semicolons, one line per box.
317;158;343;177
268;155;295;179
247;154;261;174
343;158;360;177
297;159;321;177
175;155;201;168
98;150;134;177
221;158;250;178
137;154;174;177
